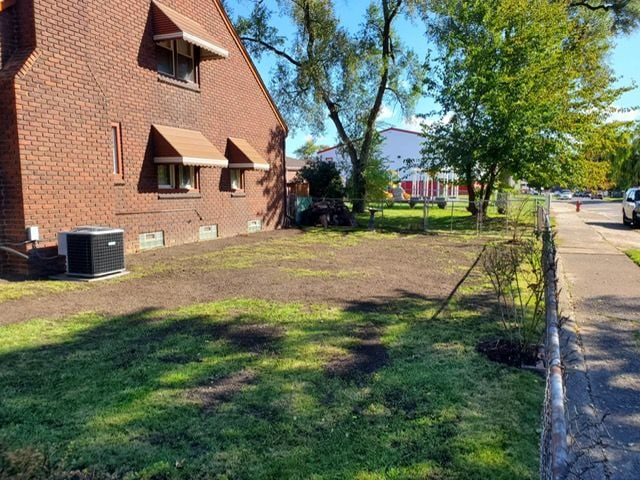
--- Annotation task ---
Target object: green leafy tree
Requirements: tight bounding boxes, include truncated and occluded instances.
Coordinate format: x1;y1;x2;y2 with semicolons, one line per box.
293;139;329;161
576;160;614;191
571;121;631;189
569;0;640;33
347;153;394;202
419;0;624;215
234;0;425;212
297;159;344;198
611;121;640;186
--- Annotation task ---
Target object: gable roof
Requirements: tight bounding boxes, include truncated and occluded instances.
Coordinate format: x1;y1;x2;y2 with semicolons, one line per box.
211;0;288;135
316;126;422;154
380;127;421;136
285;157;308;170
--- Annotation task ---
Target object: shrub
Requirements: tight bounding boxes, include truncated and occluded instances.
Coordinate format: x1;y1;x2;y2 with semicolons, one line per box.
297;160;344;198
482;239;544;351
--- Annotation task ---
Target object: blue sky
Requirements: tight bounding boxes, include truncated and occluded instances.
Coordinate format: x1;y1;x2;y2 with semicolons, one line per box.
230;2;640;156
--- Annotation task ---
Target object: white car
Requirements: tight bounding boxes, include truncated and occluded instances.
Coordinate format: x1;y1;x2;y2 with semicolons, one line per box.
622;187;640;226
557;189;573;200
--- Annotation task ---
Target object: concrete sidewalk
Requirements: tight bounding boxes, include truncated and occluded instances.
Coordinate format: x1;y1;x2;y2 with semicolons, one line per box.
553;202;640;479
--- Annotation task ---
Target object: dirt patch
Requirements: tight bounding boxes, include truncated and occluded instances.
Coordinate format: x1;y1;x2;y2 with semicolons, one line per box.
186;369;257;410
325;325;389;380
213;323;284;353
476;339;540;367
1;229;484;325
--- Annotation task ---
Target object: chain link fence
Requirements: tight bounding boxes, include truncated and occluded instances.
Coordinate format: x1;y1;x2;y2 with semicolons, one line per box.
538;205;569;480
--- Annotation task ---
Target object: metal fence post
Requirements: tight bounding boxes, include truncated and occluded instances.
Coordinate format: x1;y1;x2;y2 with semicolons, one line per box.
505;194;510;237
450;199;455;233
423;197;429;233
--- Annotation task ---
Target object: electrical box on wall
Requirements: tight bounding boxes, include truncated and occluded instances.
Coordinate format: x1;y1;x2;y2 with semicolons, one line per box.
26;226;40;242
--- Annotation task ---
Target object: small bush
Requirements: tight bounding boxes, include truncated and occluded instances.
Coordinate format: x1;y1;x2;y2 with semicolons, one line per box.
482;239;544;351
297;160;344;198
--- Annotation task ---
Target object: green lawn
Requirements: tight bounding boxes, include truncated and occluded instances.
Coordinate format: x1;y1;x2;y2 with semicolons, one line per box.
0;295;542;479
0;279;85;304
0;228;544;479
355;197;543;235
625;249;640;267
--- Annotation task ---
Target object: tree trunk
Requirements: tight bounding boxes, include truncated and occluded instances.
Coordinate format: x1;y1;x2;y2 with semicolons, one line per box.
467;179;478;215
351;157;366;213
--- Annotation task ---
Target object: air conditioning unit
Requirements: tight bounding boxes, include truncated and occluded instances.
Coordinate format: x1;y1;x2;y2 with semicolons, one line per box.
58;227;125;278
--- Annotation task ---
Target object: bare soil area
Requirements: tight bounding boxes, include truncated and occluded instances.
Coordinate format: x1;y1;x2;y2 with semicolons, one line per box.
1;228;483;325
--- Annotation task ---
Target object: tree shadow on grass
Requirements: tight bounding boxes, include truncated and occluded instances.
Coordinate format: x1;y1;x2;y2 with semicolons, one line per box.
0;293;542;479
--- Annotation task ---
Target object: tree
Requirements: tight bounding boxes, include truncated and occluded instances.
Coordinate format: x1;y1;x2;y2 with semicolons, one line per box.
293;139;328;161
577;160;614;191
419;0;624;215
571;121;630;189
234;0;425;212
569;0;640;33
610;121;640;186
297;159;344;198
346;152;394;202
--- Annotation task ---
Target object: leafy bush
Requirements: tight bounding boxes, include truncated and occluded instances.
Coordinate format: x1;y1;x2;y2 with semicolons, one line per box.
482;239;544;350
297;160;344;198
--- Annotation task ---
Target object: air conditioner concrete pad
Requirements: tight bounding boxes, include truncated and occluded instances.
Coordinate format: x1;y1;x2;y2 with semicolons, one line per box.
49;271;130;282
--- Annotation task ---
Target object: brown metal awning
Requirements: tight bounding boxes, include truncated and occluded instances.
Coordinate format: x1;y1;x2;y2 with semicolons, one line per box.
152;1;229;59
227;138;271;171
153;125;228;168
0;0;16;12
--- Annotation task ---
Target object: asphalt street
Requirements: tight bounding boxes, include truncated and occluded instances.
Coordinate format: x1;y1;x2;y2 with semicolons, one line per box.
553;199;640;479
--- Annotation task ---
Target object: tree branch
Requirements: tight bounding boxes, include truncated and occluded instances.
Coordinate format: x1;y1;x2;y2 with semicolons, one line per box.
359;0;402;165
239;36;302;67
298;1;358;163
569;1;617;11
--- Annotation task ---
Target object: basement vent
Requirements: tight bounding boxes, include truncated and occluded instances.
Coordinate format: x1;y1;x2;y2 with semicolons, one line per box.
247;220;262;233
199;225;218;241
139;231;164;250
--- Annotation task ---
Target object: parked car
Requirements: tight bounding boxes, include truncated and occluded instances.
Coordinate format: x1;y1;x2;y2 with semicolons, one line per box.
592;191;604;200
622;187;640;226
557;189;573;200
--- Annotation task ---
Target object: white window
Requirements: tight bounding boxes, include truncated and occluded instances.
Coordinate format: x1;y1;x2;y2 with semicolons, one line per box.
230;169;244;191
157;164;174;189
157;165;198;190
176;40;195;82
157;40;175;77
157;39;197;84
178;164;195;189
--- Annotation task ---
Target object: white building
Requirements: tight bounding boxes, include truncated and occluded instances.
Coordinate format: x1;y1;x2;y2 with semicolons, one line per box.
316;127;461;198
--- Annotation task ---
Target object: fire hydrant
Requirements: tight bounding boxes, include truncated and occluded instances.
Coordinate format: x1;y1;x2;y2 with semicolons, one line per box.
576;199;581;212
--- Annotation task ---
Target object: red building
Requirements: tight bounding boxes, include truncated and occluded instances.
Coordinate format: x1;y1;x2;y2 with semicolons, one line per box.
0;0;287;277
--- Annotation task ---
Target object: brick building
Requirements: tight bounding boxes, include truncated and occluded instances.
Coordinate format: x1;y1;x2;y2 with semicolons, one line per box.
0;0;287;277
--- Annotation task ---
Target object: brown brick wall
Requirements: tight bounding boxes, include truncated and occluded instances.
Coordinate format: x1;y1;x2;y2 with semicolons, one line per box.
0;0;36;277
0;4;16;69
1;0;286;276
